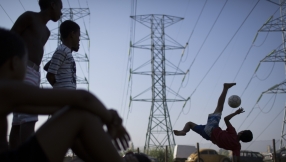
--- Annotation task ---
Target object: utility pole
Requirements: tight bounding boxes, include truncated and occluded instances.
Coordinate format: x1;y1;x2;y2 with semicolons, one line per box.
41;8;90;90
258;0;286;148
130;14;188;154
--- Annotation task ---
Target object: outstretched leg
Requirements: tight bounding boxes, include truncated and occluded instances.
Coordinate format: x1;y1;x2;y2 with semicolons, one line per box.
35;107;124;162
173;122;197;136
213;83;236;114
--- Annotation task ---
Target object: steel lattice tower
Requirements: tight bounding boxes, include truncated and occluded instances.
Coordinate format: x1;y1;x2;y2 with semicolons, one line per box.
258;0;286;148
130;14;188;153
41;8;90;89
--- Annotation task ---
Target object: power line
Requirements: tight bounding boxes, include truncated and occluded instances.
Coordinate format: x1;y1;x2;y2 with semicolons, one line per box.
165;0;192;94
191;0;260;95
256;62;276;81
172;0;229;127
245;107;283;150
0;3;13;23
232;6;280;82
77;0;82;8
19;0;26;11
186;0;208;43
66;0;71;8
168;0;208;107
119;1;134;116
223;5;281;131
122;0;137;125
193;1;262;133
244;94;277;130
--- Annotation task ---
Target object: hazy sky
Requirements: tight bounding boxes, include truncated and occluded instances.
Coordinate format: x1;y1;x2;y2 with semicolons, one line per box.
0;0;285;152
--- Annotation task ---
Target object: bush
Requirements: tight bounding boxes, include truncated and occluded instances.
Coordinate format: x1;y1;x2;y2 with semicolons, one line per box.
147;148;173;162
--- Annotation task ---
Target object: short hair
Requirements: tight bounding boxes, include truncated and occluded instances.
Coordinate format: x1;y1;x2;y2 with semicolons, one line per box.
60;20;80;39
0;28;26;66
240;130;253;142
39;0;60;10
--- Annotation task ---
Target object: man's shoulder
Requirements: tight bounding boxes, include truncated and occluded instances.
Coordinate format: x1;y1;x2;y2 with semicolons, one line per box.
226;123;236;129
20;11;37;19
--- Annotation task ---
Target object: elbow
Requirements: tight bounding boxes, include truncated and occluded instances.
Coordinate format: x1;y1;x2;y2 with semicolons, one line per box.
224;117;230;123
76;90;95;107
46;73;55;85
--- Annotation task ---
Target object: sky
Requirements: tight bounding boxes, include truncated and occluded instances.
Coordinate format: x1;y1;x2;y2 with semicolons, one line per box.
0;0;285;153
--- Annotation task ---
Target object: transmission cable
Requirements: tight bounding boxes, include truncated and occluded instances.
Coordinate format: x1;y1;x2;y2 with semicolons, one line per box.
232;5;279;82
224;5;281;131
193;0;260;96
19;0;26;11
0;3;13;23
67;0;71;8
168;0;208;105
244;94;277;130
173;0;230;127
245;107;283;150
124;0;138;125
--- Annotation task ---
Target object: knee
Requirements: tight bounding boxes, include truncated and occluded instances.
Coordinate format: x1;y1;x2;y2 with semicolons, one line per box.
186;122;196;129
68;108;102;124
186;122;194;125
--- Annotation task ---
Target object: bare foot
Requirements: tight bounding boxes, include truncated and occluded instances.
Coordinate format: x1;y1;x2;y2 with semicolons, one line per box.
224;83;236;89
173;130;186;136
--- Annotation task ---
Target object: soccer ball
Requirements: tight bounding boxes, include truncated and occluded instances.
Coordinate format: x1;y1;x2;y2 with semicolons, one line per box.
228;95;241;108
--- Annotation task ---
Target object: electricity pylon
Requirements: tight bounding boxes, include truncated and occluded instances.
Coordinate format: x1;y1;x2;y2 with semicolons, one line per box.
41;8;90;89
130;14;188;154
258;0;286;148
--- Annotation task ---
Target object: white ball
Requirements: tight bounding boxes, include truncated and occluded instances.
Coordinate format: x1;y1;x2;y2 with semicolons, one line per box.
228;95;241;108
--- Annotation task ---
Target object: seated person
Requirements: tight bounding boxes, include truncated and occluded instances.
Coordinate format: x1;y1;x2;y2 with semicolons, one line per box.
0;28;132;162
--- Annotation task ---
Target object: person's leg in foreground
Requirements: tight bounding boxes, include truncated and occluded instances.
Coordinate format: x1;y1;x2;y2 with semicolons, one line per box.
36;107;126;162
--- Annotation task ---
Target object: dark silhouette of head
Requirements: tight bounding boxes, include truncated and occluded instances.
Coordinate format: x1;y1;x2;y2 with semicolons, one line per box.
60;20;80;52
0;28;27;80
239;130;253;142
0;28;26;66
39;0;62;22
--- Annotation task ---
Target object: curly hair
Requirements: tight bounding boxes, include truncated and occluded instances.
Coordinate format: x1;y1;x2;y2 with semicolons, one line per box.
240;130;253;142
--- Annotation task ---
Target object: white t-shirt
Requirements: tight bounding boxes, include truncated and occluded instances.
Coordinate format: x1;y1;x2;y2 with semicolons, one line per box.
48;44;76;89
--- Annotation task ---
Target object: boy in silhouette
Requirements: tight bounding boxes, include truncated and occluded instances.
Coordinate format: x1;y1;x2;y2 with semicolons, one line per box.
45;20;79;89
173;83;253;162
9;0;63;149
0;28;133;162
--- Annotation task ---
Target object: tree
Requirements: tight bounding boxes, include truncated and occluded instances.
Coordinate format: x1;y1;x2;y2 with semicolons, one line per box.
147;148;173;162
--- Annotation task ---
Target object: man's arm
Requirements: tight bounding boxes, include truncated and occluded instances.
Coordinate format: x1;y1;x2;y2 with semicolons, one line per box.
0;81;113;124
46;50;66;86
10;11;32;34
44;61;56;86
0;81;131;150
46;72;56;86
224;108;244;126
12;106;62;115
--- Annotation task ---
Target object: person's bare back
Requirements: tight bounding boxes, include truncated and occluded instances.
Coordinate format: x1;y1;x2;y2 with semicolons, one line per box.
11;0;62;65
12;12;50;65
9;0;63;150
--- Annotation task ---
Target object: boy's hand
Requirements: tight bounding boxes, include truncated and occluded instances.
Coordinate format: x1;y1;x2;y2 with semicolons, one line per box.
108;109;122;126
108;124;131;151
235;107;244;114
106;109;130;150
